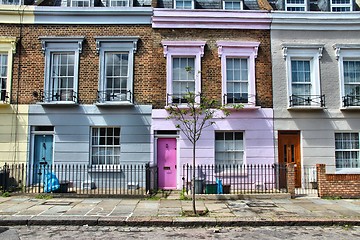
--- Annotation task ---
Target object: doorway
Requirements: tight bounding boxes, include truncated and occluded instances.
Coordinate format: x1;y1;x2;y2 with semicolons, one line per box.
32;133;54;184
278;131;301;188
157;138;177;189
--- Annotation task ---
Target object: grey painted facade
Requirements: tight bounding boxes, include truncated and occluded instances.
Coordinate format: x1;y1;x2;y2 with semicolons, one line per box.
28;105;151;166
271;16;360;175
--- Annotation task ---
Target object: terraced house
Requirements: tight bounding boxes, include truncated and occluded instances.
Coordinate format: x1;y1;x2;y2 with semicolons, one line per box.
0;1;154;190
269;0;360;191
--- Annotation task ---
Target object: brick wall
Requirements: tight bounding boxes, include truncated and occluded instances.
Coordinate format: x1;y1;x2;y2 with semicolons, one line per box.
1;24;272;108
0;24;154;105
316;164;360;198
151;28;273;109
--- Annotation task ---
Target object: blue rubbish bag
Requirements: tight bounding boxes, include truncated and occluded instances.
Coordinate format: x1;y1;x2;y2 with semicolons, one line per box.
44;172;60;193
216;178;223;194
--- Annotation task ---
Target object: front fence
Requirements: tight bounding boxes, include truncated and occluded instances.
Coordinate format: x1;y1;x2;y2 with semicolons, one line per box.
0;163;158;196
182;164;288;194
295;165;318;196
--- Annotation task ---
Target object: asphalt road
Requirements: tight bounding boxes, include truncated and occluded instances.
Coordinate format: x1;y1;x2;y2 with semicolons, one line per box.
1;225;360;239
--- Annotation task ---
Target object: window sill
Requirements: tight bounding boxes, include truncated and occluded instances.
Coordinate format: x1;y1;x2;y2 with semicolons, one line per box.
287;106;326;111
0;102;10;108
335;168;360;174
37;101;78;106
340;106;360;111
222;105;260;111
96;101;134;107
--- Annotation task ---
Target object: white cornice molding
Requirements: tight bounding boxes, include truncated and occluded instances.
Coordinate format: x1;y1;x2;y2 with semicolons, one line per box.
95;36;140;54
271;12;360;31
281;44;325;59
161;41;206;57
39;36;85;54
333;44;360;60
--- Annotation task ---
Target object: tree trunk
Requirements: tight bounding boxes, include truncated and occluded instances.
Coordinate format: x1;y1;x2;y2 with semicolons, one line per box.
192;141;197;215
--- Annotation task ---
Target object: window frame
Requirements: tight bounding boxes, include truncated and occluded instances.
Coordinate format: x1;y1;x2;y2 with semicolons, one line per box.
222;0;243;10
330;0;352;12
285;0;307;11
70;0;91;7
217;41;259;107
174;0;194;9
215;131;245;172
0;38;16;105
109;0;130;7
335;132;360;173
333;44;360;108
95;36;139;105
40;37;84;104
90;126;121;166
161;41;205;105
282;44;324;108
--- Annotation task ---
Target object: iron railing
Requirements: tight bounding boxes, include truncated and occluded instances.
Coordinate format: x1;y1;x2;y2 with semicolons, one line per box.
182;164;288;194
40;89;78;103
0;90;9;103
0;163;157;196
166;93;191;105
223;93;248;104
295;165;318;197
289;94;325;107
97;90;133;104
343;95;360;107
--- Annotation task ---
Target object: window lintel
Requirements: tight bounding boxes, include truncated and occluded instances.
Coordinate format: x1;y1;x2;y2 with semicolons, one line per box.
281;44;324;60
39;36;85;54
0;37;17;53
216;41;260;58
161;41;206;57
95;36;139;54
333;44;360;60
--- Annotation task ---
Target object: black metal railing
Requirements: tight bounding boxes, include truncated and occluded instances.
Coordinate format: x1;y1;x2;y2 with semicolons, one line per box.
40;89;78;103
0;163;157;196
223;93;248;104
0;90;9;103
182;164;288;194
167;93;190;105
289;94;325;107
97;90;133;104
343;95;360;107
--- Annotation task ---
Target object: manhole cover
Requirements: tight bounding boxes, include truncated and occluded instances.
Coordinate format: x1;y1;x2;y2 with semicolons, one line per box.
43;201;72;206
246;202;277;208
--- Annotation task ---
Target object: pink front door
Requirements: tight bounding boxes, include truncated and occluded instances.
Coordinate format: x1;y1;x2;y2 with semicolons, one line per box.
157;138;177;189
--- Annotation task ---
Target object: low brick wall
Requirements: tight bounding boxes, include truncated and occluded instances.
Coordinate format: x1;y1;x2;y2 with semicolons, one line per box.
316;164;360;198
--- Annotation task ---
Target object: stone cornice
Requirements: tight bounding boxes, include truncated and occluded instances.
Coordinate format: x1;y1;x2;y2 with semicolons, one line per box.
271;12;360;31
153;9;271;30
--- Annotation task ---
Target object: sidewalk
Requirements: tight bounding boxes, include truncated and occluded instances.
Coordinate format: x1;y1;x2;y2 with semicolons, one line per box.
0;193;359;227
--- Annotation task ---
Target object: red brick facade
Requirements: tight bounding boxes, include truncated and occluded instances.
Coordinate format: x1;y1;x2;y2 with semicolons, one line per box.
2;24;272;108
316;164;360;198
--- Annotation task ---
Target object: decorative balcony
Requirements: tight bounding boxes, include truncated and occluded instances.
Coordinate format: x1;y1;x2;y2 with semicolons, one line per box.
223;93;248;104
39;89;78;104
167;93;189;105
96;90;133;105
289;94;325;108
343;95;360;107
0;90;9;104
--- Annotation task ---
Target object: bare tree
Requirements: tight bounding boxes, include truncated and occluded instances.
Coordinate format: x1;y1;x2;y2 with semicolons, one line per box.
166;92;229;214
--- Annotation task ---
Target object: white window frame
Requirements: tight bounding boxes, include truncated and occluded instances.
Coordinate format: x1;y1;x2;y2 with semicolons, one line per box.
333;44;360;108
0;37;16;104
217;41;259;107
331;0;352;12
40;37;84;104
0;0;21;5
162;41;205;105
174;0;194;9
285;0;307;11
109;0;130;7
282;44;324;108
215;131;245;173
335;132;360;173
223;0;243;10
95;36;139;105
90;127;121;166
70;0;90;7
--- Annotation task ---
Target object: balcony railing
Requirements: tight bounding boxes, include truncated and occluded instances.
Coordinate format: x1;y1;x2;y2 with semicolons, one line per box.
40;89;78;103
167;93;190;105
289;94;325;107
343;95;360;107
97;90;133;104
223;93;248;104
0;90;9;103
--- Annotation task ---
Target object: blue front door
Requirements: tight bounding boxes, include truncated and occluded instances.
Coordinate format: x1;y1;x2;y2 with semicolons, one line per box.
33;135;53;184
